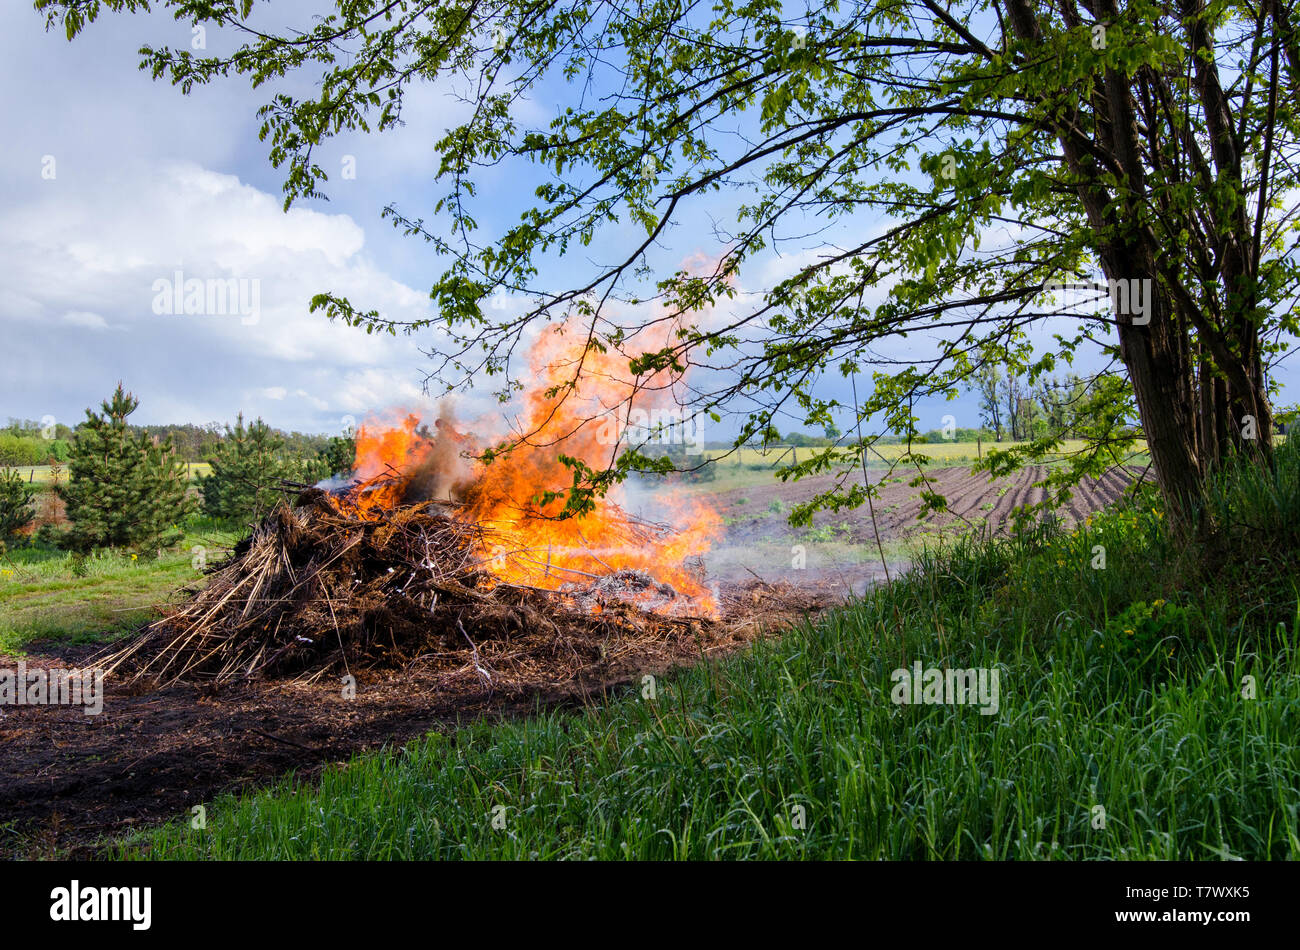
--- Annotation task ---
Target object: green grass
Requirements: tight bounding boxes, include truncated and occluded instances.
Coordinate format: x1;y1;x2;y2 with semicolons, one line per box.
115;443;1300;860
0;519;239;654
7;462;212;485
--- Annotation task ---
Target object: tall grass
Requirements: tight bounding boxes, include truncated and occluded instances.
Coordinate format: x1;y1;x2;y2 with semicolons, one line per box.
0;518;242;653
119;445;1300;860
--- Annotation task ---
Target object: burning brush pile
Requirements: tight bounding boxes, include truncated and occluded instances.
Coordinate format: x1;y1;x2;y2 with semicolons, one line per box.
105;487;719;687
105;320;813;689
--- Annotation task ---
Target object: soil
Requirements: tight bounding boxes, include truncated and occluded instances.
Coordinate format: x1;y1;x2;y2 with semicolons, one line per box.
712;463;1139;545
698;464;1139;594
0;582;831;857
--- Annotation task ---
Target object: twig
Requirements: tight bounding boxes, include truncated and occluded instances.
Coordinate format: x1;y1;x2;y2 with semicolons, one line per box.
457;618;493;692
247;726;320;753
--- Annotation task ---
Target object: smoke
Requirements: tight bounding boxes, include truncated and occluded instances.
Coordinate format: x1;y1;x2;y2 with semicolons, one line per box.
399;407;481;504
616;475;679;525
314;473;355;492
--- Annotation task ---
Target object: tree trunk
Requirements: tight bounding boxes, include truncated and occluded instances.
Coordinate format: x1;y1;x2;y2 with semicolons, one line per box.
1001;0;1278;524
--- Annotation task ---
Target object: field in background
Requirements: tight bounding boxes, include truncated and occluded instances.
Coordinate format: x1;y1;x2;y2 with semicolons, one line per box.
9;443;1145;491
686;440;1148;494
8;461;213;485
708;438;1144;465
0;521;239;654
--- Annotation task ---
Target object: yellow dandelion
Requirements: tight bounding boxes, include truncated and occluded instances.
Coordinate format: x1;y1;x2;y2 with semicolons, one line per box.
1154;599;1166;607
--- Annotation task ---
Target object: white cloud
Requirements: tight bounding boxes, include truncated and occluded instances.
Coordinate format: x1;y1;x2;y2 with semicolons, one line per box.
0;160;450;430
62;310;108;330
293;389;330;411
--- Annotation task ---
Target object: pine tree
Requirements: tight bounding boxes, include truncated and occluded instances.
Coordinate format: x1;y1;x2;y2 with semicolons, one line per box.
58;383;195;552
200;414;290;523
286;434;356;486
0;466;36;545
136;434;197;551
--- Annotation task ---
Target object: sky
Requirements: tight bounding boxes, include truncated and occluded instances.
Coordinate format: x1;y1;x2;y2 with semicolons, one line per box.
1;2;1293;443
1;1;487;438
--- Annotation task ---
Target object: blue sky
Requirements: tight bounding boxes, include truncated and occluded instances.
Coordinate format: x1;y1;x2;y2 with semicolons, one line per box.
1;2;1293;442
1;1;484;436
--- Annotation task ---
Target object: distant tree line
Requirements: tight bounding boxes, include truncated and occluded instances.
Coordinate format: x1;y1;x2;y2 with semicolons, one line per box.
135;423;341;463
771;426;996;448
0;417;340;466
768;375;1115;449
0;420;74;466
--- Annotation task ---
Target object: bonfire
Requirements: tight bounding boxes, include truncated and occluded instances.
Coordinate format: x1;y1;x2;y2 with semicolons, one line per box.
105;487;724;685
105;320;756;687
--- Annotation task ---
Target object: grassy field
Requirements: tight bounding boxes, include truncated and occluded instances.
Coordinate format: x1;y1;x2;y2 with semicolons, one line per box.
114;442;1300;860
0;520;239;655
7;461;213;485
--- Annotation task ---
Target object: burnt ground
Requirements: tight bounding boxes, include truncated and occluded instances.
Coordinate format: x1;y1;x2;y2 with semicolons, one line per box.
0;582;831;857
1;464;1138;856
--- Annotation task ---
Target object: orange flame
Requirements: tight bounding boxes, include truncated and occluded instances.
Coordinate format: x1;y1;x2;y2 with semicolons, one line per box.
340;319;721;614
